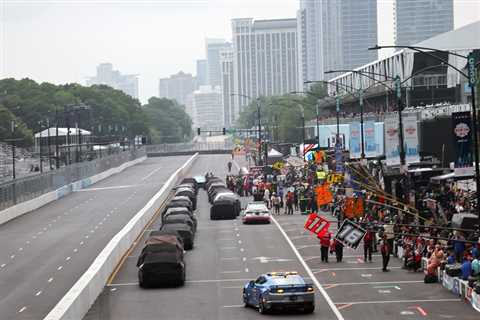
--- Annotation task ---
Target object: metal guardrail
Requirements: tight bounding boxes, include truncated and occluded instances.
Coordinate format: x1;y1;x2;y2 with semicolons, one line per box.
0;147;146;211
146;141;234;154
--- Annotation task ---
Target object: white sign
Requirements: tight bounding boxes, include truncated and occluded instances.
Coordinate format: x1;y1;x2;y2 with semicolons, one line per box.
402;115;420;164
384;115;400;166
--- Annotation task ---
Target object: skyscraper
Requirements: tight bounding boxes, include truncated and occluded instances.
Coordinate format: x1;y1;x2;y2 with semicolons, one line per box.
87;63;139;99
394;0;454;46
196;59;208;88
220;47;235;127
158;71;196;106
192;86;224;129
298;0;377;85
206;39;231;87
232;18;299;115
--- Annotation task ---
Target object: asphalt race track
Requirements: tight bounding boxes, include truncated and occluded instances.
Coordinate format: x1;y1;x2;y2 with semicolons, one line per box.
84;154;480;320
0;155;190;320
84;155;338;320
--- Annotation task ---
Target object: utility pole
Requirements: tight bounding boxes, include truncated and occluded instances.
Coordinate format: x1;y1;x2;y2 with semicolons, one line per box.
395;75;407;173
316;100;320;148
359;89;366;161
55;107;59;169
39;121;43;173
46;118;52;169
10;120;16;180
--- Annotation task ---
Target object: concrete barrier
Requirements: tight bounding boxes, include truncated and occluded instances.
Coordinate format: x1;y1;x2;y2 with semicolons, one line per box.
43;153;198;320
0;156;146;226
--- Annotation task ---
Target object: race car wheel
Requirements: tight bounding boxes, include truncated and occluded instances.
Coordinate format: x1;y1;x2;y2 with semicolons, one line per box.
242;290;248;307
303;305;315;314
258;297;267;314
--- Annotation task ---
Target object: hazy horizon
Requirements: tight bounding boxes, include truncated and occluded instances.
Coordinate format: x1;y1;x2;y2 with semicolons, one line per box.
1;0;479;104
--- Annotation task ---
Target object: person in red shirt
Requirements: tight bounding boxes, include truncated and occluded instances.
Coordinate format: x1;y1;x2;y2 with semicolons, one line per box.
320;232;331;263
363;227;374;262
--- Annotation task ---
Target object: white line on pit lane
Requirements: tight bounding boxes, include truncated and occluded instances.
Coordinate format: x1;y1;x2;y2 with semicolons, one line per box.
141;167;163;181
221;270;242;274
220;257;240;261
323;280;423;286
271;216;344;320
333;298;461;305
313;266;401;272
18;306;27;313
223;305;243;308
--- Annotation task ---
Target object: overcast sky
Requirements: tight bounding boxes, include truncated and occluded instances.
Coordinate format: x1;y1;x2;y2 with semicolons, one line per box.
1;0;479;103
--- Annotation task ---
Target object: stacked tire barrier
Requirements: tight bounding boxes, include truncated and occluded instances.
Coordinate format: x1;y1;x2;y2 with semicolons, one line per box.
43;153;198;320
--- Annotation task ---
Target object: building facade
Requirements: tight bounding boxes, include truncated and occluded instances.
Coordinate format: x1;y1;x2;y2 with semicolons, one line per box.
232;18;299;116
196;59;208;88
220;48;235;127
87;63;139;99
206;39;232;87
394;0;454;46
192;85;224;129
297;0;377;86
158;71;196;106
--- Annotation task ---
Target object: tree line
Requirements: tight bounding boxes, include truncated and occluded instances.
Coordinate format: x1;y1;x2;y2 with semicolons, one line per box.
0;78;192;147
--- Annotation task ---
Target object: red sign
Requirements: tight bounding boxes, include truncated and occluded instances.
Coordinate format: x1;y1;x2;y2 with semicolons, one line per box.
304;213;330;238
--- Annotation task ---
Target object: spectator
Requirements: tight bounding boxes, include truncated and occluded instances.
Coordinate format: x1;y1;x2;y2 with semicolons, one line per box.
460;257;472;280
447;250;456;265
264;188;270;209
320;232;331;263
363;227;374;262
381;235;391;272
472;239;480;259
272;193;281;215
330;238;344;263
452;231;466;262
427;245;444;276
285;191;294;215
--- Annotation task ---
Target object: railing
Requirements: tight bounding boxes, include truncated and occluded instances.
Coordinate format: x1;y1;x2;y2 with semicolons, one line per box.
0;147;146;211
146;141;234;154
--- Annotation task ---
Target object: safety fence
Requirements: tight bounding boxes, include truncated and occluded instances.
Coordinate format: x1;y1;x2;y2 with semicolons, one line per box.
0;147;146;211
146;141;234;154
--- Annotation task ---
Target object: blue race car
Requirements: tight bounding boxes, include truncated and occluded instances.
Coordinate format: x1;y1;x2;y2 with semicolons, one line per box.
243;271;315;314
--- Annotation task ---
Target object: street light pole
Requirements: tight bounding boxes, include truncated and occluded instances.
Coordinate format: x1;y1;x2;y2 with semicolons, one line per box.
55;107;59;169
335;96;340;145
395;76;407;172
315;101;320;148
359;89;365;161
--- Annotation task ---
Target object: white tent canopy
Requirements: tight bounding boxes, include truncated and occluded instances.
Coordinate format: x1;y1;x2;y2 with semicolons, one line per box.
34;127;91;138
268;149;283;157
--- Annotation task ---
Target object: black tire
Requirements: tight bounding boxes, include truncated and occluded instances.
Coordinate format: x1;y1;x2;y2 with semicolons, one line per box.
258;296;267;314
303;305;315;314
242;290;249;307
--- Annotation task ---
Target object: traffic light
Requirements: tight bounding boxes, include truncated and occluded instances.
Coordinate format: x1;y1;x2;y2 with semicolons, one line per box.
197;128;201;135
222;127;226;135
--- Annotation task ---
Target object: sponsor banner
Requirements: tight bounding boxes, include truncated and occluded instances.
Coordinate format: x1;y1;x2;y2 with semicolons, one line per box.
349;122;361;159
335;219;366;249
364;121;377;158
452;111;474;177
384;115;400;166
403;115;420;164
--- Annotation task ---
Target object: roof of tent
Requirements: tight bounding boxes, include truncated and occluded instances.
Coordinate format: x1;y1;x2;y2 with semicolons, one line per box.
268;149;283;157
34;127;91;138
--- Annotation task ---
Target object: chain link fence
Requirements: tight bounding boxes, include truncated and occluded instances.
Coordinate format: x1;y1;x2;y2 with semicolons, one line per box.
0;147;146;211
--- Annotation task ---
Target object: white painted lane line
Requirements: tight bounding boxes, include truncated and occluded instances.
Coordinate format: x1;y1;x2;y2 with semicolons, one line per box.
57;266;63;271
66;257;71;261
48;277;54;283
223;305;243;308
18;247;23;251
18;306;27;313
271;216;344;320
221;286;242;289
35;290;42;296
242;257;247;262
0;263;6;268
218;238;235;241
245;268;249;273
238;240;242;244
10;255;15;259
220;247;237;250
240;248;245;252
141;167;163;181
80;241;84;245
313;266;401;272
323;280;423;286
221;270;242;274
220;257;240;261
26;241;30;244
73;248;78;253
333;298;461;306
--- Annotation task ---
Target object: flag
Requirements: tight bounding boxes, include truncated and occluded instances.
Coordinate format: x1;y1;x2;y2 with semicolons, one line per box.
315;183;333;207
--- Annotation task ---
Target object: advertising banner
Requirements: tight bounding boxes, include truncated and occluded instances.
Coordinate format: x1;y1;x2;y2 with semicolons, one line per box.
364;121;377;158
335;142;343;173
403;115;420;164
349;122;361;159
384;115;400;166
304;213;330;238
452;111;474;177
335;219;366;249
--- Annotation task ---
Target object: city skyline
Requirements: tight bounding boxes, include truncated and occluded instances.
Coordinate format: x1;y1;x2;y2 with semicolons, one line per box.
1;0;479;103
